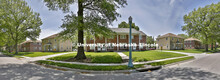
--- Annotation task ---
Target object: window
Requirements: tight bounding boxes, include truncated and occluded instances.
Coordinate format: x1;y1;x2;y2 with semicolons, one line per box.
34;47;37;51
158;39;159;41
131;35;134;39
99;36;103;40
24;47;26;51
109;36;114;39
166;37;168;40
139;35;142;40
54;45;57;49
120;35;126;39
39;47;41;51
167;44;168;48
90;46;95;50
190;45;192;48
55;39;56;42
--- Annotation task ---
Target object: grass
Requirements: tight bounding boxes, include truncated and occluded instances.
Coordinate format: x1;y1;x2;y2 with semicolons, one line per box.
36;60;133;71
169;49;220;54
47;52;123;63
147;56;194;66
36;56;194;71
123;50;187;62
2;52;66;57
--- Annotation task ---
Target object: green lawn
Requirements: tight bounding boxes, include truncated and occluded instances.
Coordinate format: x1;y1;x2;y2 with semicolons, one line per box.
36;56;194;71
169;49;219;53
47;52;122;63
3;52;66;57
147;56;194;66
123;50;187;62
36;60;133;71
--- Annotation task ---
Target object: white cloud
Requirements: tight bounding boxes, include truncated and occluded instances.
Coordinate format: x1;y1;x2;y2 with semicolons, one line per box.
169;0;175;6
38;29;62;40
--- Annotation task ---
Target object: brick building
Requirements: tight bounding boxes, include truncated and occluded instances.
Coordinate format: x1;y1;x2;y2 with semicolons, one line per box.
86;28;147;52
18;40;42;52
184;38;204;49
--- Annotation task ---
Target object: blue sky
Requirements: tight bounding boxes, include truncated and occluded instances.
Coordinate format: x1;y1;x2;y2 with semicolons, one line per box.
25;0;220;39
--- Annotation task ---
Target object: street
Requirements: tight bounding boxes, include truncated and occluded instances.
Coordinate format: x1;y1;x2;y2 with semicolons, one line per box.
1;52;220;80
0;63;220;80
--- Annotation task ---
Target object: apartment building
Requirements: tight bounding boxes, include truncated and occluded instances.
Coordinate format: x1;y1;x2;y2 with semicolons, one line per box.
156;33;184;50
18;40;42;52
41;33;72;52
86;28;147;52
184;38;204;49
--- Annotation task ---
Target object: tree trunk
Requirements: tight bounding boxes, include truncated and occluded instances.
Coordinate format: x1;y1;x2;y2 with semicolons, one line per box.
211;42;213;50
15;40;18;54
74;0;86;60
205;44;208;52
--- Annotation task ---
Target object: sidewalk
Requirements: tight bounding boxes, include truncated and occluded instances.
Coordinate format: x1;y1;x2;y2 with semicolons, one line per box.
46;56;190;66
160;50;208;59
117;52;129;62
23;52;75;62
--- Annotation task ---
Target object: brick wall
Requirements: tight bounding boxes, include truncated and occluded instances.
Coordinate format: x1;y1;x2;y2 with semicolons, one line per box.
86;34;146;51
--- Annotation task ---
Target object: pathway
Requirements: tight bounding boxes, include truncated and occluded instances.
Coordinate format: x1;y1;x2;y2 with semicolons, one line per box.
23;52;74;62
117;52;129;62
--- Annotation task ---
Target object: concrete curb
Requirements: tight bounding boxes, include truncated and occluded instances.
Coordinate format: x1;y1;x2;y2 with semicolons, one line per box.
34;62;138;74
45;56;191;66
33;56;194;74
162;58;195;68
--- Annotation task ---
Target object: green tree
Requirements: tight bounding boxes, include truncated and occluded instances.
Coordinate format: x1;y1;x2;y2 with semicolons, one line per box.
177;34;189;39
0;0;42;54
182;2;220;51
146;36;154;44
43;0;127;60
118;21;139;31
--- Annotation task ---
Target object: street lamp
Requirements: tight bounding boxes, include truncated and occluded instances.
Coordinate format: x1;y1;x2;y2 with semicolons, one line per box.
128;16;133;68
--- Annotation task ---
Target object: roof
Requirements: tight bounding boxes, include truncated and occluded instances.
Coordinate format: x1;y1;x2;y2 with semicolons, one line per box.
157;33;184;39
42;33;59;40
20;40;41;44
110;28;146;35
184;38;201;42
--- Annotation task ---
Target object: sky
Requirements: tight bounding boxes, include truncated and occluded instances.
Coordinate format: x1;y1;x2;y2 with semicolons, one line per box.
25;0;220;40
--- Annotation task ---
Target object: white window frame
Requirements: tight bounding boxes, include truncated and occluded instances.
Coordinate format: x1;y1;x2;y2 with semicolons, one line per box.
139;35;142;40
120;35;126;39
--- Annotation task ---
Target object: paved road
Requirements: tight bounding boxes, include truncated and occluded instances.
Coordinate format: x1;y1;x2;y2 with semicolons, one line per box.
0;63;220;80
1;52;220;80
168;52;220;75
0;53;27;65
